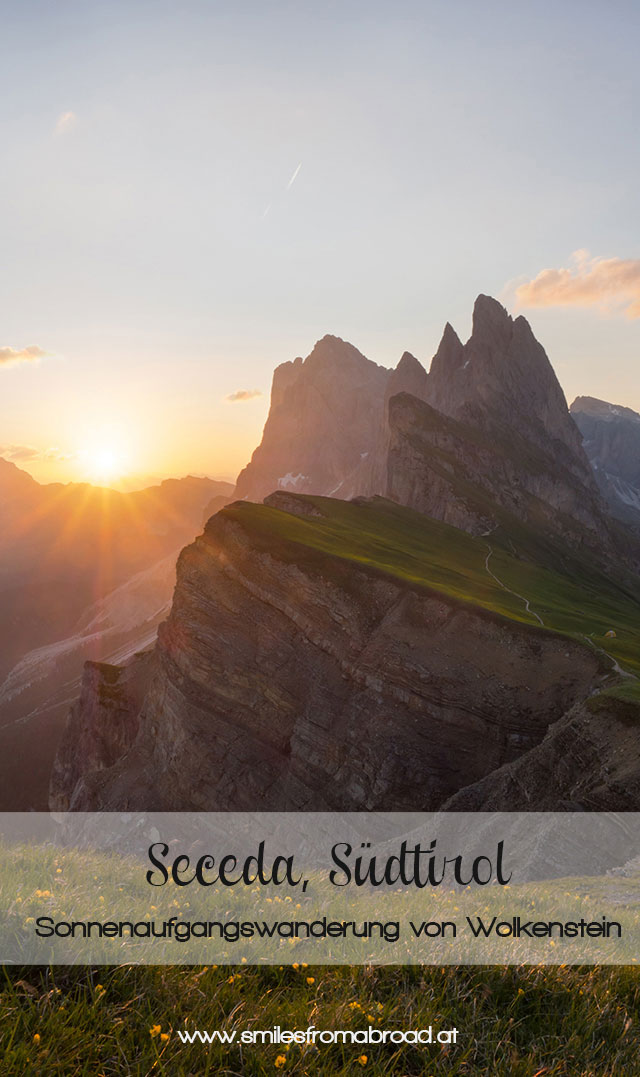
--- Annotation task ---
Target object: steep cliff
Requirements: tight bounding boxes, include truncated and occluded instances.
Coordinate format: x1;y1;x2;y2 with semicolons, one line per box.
379;295;631;563
444;692;640;811
349;351;429;498
50;651;154;811
426;296;593;487
52;495;624;812
235;335;391;502
386;390;615;557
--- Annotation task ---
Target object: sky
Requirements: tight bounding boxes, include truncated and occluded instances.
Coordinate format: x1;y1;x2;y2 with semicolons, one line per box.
1;0;639;487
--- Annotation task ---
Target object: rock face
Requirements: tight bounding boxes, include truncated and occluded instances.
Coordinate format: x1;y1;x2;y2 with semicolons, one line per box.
52;502;606;812
351;351;429;498
235;335;391;502
426;296;593;485
571;396;640;528
386;390;612;553
383;299;630;562
50;651;154;812
444;693;640;811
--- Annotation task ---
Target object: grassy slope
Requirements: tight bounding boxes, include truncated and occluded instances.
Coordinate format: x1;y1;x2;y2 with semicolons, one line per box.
222;495;640;689
5;842;640;1074
4;963;640;1076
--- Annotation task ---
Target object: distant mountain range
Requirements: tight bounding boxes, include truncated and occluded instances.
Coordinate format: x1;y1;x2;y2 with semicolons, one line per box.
571;395;640;530
49;296;640;814
0;466;233;808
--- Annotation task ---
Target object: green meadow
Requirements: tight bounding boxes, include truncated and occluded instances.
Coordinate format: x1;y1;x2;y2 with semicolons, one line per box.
223;496;640;695
4;962;640;1076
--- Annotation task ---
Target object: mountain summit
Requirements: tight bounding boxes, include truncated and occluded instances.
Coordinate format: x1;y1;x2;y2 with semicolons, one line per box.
235;334;392;502
426;295;592;485
386;297;625;560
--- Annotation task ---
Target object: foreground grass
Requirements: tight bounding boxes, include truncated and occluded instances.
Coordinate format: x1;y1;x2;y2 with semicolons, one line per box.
7;838;640;966
3;963;640;1076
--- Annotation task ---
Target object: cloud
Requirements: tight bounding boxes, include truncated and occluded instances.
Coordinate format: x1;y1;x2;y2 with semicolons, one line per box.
226;389;262;403
0;445;40;462
0;345;48;368
0;444;74;463
516;250;640;318
54;110;77;136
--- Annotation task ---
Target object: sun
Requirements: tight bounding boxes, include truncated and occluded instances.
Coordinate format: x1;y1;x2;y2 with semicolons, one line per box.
80;439;130;484
90;447;124;481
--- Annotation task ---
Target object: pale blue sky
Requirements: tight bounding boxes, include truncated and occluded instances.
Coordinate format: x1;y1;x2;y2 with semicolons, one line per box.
1;0;638;484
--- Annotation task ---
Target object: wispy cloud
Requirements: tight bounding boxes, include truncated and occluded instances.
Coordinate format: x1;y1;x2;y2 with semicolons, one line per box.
54;110;77;136
516;250;640;318
0;444;74;463
287;162;302;189
0;345;48;368
226;389;262;403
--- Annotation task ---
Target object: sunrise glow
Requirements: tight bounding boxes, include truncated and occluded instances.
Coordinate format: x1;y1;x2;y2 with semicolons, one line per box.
80;441;129;484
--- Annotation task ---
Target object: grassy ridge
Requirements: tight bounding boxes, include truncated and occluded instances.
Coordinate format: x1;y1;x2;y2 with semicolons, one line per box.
3;963;640;1075
222;496;640;687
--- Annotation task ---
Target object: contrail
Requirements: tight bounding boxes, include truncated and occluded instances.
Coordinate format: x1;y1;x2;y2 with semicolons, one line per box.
287;162;302;189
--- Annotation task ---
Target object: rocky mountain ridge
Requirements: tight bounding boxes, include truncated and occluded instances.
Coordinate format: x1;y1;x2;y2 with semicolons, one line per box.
50;497;609;812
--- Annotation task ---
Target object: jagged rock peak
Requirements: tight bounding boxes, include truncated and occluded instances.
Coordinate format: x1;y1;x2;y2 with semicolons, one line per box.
471;293;513;334
397;350;424;371
429;321;465;382
388;351;429;401
424;294;591;477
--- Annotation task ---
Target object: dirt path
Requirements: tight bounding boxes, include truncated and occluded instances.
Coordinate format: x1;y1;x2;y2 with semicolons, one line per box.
483;545;545;627
482;542;637;687
582;634;637;681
